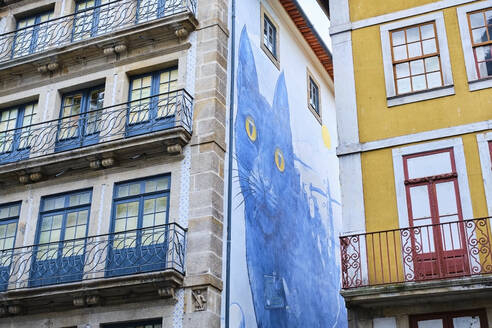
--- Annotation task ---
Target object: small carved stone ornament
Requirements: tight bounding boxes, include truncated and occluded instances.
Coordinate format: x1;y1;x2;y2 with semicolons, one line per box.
192;288;207;311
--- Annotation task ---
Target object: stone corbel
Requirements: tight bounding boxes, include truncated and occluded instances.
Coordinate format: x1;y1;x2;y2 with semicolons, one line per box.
102;43;128;56
89;157;116;170
158;286;176;300
0;304;23;316
37;60;59;74
174;25;190;41
167;144;183;155
18;171;43;184
73;295;101;307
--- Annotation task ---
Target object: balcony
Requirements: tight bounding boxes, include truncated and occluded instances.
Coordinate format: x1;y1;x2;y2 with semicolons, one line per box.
340;217;492;305
0;89;193;185
0;0;197;72
0;223;186;316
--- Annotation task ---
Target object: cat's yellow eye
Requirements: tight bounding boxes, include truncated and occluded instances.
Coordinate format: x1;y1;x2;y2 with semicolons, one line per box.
274;148;285;172
245;116;257;142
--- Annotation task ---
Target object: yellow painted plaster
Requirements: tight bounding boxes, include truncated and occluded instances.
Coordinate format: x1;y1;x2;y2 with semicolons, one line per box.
349;0;438;22
352;9;492;143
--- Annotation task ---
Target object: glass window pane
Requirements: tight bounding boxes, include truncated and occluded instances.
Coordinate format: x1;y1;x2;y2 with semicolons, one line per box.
417;319;443;328
407;42;422;58
129;183;140;196
395;62;410;78
406;27;420;43
422;38;437;54
470;12;485;29
410;59;425;75
412;75;427;91
424;56;440;72
393;45;407;61
453;316;481;328
397;78;411;94
420;24;435;39
392;30;405;46
426;72;442;89
406;151;452;179
472;27;488;43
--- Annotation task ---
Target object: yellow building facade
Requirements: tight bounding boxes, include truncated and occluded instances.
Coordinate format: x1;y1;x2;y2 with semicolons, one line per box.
328;0;492;327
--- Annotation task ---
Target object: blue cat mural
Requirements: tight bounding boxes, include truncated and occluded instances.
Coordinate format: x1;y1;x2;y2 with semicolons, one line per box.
233;27;345;327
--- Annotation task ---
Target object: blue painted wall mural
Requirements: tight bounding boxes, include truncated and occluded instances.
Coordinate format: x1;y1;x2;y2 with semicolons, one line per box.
230;27;346;327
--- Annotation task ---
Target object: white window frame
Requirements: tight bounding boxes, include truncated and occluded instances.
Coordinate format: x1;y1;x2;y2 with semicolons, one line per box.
477;132;492;216
380;12;454;107
457;1;492;92
392;138;474;230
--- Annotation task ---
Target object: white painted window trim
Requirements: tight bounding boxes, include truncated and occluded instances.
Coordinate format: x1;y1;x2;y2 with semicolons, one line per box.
457;0;492;91
477;132;492;216
392;138;474;230
380;11;454;106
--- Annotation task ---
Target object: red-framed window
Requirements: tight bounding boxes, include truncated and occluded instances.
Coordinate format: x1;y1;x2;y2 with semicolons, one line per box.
410;309;488;328
403;148;469;280
467;8;492;79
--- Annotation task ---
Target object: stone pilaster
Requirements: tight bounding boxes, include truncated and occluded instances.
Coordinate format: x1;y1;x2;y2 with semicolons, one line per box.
183;0;229;327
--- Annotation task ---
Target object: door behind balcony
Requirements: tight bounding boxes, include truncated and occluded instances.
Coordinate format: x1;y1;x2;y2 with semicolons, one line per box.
404;149;469;281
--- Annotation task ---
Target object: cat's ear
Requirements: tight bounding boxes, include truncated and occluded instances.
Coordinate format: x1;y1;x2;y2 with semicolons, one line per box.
273;72;290;114
238;26;259;93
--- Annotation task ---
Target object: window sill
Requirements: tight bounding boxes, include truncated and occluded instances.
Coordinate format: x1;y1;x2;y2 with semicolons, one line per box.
468;77;492;92
308;105;322;124
387;85;455;107
261;43;280;70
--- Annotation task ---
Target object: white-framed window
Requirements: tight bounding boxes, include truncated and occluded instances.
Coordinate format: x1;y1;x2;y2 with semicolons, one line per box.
477;132;492;216
306;68;321;123
260;4;280;69
392;138;474;230
457;1;492;91
380;12;454;107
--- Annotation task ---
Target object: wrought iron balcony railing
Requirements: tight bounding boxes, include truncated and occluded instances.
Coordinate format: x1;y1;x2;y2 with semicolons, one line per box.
340;216;492;289
0;0;196;64
0;89;193;164
0;223;186;291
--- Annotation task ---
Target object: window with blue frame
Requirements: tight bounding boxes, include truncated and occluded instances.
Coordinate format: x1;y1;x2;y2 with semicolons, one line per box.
73;0;112;41
106;175;170;277
102;319;162;328
309;77;320;116
0;203;20;291
56;86;104;152
13;11;54;58
126;68;178;136
0;103;36;163
30;190;92;287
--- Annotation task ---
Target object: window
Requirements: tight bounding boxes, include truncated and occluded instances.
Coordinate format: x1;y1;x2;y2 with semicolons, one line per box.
0;203;20;291
457;3;492;91
264;16;277;57
380;12;454;106
403;148;468;280
391;23;443;94
260;5;280;68
106;175;170;277
467;8;492;79
73;0;113;41
102;319;162;328
56;86;104;152
30;190;92;287
0;103;36;163
306;70;321;122
410;309;488;328
13;11;54;58
127;68;178;136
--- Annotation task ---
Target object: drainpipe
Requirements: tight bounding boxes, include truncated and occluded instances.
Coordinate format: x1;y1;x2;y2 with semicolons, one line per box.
224;0;236;326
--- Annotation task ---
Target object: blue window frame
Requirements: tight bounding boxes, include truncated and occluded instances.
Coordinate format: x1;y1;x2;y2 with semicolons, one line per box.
136;0;166;23
73;0;112;41
12;11;54;58
0;203;20;292
102;319;162;328
126;68;178;137
0;103;36;164
30;190;92;287
106;175;170;277
56;85;104;152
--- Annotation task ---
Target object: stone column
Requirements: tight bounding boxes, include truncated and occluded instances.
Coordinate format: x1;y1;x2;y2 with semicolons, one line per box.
183;0;228;327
